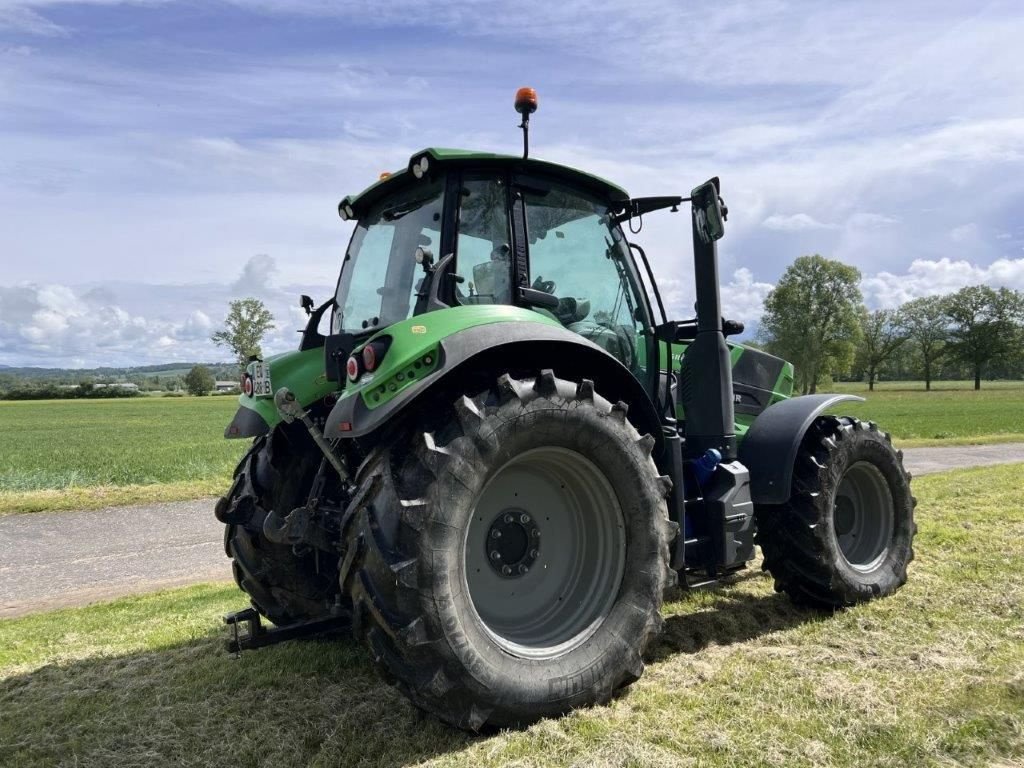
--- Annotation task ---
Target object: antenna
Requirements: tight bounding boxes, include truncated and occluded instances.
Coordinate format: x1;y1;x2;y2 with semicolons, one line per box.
514;87;538;159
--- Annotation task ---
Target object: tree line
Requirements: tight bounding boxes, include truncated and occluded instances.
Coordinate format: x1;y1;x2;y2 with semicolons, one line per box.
759;254;1024;393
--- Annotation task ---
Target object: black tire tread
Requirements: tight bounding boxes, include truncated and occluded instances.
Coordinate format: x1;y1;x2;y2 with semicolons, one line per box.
217;430;341;625
754;415;917;608
338;372;676;730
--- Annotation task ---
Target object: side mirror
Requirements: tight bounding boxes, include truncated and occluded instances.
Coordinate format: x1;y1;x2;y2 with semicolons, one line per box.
690;178;726;243
300;294;315;316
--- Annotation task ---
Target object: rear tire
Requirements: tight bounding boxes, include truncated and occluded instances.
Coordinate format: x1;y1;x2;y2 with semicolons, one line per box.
216;426;342;625
338;371;676;729
755;415;916;608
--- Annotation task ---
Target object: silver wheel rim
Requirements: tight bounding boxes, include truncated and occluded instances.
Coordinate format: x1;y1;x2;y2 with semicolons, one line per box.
833;461;895;571
464;447;626;659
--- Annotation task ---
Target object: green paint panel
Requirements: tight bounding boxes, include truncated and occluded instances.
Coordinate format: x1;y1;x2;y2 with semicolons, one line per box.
233;346;336;431
658;340;795;440
340;305;563;410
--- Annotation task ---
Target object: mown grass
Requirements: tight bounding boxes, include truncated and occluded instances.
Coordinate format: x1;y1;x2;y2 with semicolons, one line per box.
0;397;247;514
2;463;1021;767
830;380;1024;446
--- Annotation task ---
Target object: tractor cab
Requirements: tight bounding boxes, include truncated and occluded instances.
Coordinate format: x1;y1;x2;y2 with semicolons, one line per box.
333;148;654;383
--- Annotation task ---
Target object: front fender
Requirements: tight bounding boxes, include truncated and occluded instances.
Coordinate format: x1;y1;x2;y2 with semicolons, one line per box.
738;393;864;504
324;319;662;452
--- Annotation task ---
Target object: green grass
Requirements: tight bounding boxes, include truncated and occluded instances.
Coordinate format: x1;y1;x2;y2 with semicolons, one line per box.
829;380;1024;446
0;397;247;513
1;381;1022;514
2;463;1022;767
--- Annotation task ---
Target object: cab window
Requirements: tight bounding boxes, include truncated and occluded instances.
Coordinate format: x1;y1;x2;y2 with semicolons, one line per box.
335;178;445;332
456;177;512;306
522;181;651;375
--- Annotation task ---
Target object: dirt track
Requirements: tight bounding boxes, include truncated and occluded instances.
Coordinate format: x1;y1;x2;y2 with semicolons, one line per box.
3;443;1023;618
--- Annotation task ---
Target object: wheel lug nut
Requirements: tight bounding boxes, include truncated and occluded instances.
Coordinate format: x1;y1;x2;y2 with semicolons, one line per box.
490;551;501;561
501;565;512;576
518;564;529;575
529;549;539;559
491;530;501;538
520;513;530;524
531;529;540;538
504;514;514;523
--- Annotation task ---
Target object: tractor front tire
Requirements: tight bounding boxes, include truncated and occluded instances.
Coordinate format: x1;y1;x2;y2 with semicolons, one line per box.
338;371;676;730
216;427;342;626
755;415;916;608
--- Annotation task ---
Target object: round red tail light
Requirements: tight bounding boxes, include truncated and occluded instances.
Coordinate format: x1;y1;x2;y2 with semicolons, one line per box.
362;343;378;372
346;355;360;381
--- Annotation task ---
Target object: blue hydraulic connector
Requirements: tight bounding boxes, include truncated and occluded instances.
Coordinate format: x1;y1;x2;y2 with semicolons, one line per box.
692;448;722;487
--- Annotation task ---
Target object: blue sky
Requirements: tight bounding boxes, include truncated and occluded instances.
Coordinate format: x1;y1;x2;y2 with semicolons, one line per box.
1;0;1023;367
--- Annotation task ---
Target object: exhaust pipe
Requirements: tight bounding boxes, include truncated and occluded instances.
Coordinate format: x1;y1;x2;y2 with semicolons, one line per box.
681;179;737;461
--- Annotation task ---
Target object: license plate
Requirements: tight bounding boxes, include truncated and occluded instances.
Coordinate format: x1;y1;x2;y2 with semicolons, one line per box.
252;362;273;397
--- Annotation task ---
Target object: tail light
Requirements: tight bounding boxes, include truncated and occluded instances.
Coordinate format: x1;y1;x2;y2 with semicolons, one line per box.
361;338;391;372
348;337;392;381
362;343;379;371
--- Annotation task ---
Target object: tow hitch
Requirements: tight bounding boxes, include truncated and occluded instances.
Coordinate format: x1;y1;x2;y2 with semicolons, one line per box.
223;607;350;655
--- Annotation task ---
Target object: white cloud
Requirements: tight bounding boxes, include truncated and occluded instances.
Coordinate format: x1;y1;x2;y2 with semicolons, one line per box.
862;257;1024;308
950;223;978;243
721;268;775;328
0;5;67;36
232;253;278;295
0;254;323;367
762;213;835;232
846;213;899;230
656;268;774;330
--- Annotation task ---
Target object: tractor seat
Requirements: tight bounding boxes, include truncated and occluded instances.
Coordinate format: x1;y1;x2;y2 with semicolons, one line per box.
465;246;512;305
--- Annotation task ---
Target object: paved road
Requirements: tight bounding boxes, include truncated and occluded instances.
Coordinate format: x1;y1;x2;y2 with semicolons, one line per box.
3;443;1023;618
0;498;227;618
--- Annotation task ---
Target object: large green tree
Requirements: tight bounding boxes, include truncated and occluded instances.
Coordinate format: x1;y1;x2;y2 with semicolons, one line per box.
901;296;948;391
943;286;1024;390
857;308;907;391
184;364;215;396
760;254;863;394
212;298;276;370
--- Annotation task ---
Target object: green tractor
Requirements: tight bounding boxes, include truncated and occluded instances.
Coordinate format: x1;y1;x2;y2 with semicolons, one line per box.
216;89;915;730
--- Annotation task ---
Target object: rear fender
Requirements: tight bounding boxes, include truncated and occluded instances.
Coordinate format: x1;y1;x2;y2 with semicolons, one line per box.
738;393;864;504
324;321;663;454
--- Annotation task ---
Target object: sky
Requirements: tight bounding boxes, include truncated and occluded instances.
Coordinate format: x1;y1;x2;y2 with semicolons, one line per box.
1;0;1023;367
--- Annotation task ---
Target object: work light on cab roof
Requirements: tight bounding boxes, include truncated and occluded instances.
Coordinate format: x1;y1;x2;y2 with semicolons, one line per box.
218;87;917;734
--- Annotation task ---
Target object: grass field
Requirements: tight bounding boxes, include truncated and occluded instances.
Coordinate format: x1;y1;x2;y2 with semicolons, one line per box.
0;397;247;514
831;380;1024;446
1;463;1021;767
1;381;1022;514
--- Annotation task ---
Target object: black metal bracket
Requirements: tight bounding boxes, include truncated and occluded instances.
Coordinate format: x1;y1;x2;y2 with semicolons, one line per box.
224;607;350;655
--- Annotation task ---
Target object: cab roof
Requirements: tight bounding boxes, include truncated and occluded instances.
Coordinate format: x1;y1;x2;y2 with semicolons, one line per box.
339;148;630;218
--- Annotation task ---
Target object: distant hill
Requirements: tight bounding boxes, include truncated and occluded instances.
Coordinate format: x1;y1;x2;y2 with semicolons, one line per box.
0;362;240;391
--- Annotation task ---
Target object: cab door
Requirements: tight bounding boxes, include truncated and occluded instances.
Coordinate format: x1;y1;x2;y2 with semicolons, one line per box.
452;173;514;307
513;174;660;399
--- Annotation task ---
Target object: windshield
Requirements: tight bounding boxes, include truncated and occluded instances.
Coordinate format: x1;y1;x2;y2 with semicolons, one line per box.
334;177;445;333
